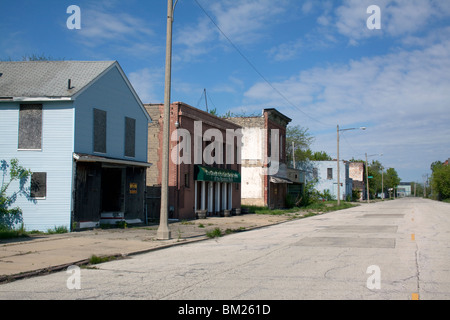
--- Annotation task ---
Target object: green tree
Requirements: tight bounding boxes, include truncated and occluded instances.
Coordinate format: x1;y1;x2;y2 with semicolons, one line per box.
430;163;450;200
0;159;32;229
286;125;315;162
384;168;401;197
368;160;383;197
310;151;332;161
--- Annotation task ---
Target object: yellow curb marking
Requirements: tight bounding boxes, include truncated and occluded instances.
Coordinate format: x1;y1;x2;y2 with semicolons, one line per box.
412;293;419;300
411;234;415;241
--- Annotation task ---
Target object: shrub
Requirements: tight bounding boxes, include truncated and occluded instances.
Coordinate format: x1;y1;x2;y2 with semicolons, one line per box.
1;159;32;230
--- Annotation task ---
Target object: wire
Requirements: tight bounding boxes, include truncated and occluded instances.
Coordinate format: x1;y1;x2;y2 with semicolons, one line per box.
193;0;332;127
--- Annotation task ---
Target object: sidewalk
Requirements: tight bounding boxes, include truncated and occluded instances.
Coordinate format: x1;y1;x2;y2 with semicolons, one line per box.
0;213;292;283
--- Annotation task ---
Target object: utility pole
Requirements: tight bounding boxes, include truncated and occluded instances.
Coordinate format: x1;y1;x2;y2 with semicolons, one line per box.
204;88;208;112
336;125;365;205
292;141;296;169
365;153;370;203
157;0;177;240
337;125;341;205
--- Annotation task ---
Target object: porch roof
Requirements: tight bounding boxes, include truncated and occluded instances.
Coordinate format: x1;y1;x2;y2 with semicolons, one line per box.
73;153;152;168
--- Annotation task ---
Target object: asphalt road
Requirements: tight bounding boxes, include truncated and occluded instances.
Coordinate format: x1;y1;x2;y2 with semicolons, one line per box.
0;198;449;300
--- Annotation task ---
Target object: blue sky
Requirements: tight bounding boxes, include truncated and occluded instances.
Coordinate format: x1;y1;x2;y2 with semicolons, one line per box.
1;0;450;183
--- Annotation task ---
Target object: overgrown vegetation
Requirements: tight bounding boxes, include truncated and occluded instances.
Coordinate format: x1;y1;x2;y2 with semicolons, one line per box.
430;160;450;201
206;227;222;238
243;200;355;217
88;254;117;265
1;159;32;234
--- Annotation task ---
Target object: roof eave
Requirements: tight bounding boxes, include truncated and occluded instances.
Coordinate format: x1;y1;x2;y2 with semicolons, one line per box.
0;97;73;102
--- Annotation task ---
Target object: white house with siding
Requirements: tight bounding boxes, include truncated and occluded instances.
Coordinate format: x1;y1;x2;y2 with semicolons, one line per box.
0;61;151;232
305;160;353;201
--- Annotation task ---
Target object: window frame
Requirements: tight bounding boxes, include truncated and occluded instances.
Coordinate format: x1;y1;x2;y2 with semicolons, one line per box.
30;172;47;199
18;104;43;151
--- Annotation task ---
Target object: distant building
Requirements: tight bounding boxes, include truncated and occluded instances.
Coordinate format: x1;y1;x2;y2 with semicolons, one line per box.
227;109;292;209
307;161;353;201
397;182;412;197
0;61;152;231
349;161;366;200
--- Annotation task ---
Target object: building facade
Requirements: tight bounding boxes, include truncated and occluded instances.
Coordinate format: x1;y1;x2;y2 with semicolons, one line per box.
308;160;353;201
349;161;366;200
0;61;151;231
396;182;412;197
145;102;241;220
227;109;292;209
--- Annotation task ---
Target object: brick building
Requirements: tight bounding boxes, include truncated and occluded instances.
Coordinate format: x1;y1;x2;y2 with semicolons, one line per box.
145;102;242;220
227;109;292;209
349;161;365;200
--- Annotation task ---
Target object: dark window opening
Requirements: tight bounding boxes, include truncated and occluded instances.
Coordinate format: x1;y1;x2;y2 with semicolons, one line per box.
125;117;136;157
30;172;47;198
327;168;333;180
93;108;107;153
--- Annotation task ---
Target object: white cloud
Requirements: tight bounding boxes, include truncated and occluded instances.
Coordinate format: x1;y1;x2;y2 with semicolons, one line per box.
244;38;450;179
332;0;450;43
128;68;164;104
175;0;290;60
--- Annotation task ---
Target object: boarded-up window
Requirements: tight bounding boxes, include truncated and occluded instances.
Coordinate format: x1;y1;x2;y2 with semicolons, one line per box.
93;109;107;153
124;117;136;157
19;104;42;150
327;168;333;180
30;172;47;198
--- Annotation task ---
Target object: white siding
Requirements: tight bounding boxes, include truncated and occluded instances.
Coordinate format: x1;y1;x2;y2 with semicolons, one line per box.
311;161;351;201
0;102;74;232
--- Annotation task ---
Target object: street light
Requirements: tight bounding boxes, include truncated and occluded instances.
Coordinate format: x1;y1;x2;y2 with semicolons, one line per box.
337;125;366;205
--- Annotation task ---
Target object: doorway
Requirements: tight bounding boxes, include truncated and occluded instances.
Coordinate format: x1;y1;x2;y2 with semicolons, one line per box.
101;167;124;212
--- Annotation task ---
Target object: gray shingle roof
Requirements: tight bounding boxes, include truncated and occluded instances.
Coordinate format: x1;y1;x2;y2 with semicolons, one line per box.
0;61;116;98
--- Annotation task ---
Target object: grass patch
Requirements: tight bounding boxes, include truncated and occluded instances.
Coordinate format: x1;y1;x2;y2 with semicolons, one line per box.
225;227;246;235
206;227;222;238
46;225;69;234
0;227;29;239
88;254;117;265
0;224;70;239
242;201;357;217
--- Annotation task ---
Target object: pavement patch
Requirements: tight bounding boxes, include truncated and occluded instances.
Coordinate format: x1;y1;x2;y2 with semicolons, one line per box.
294;237;396;248
320;225;398;233
362;214;405;219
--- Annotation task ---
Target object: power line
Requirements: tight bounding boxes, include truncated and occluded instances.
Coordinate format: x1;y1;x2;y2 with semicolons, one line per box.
193;0;331;127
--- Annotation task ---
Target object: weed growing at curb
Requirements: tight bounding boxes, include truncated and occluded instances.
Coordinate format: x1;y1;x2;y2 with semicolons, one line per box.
206;228;222;238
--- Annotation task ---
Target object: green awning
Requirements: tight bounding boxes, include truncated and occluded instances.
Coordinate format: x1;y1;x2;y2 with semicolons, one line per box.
195;165;241;183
